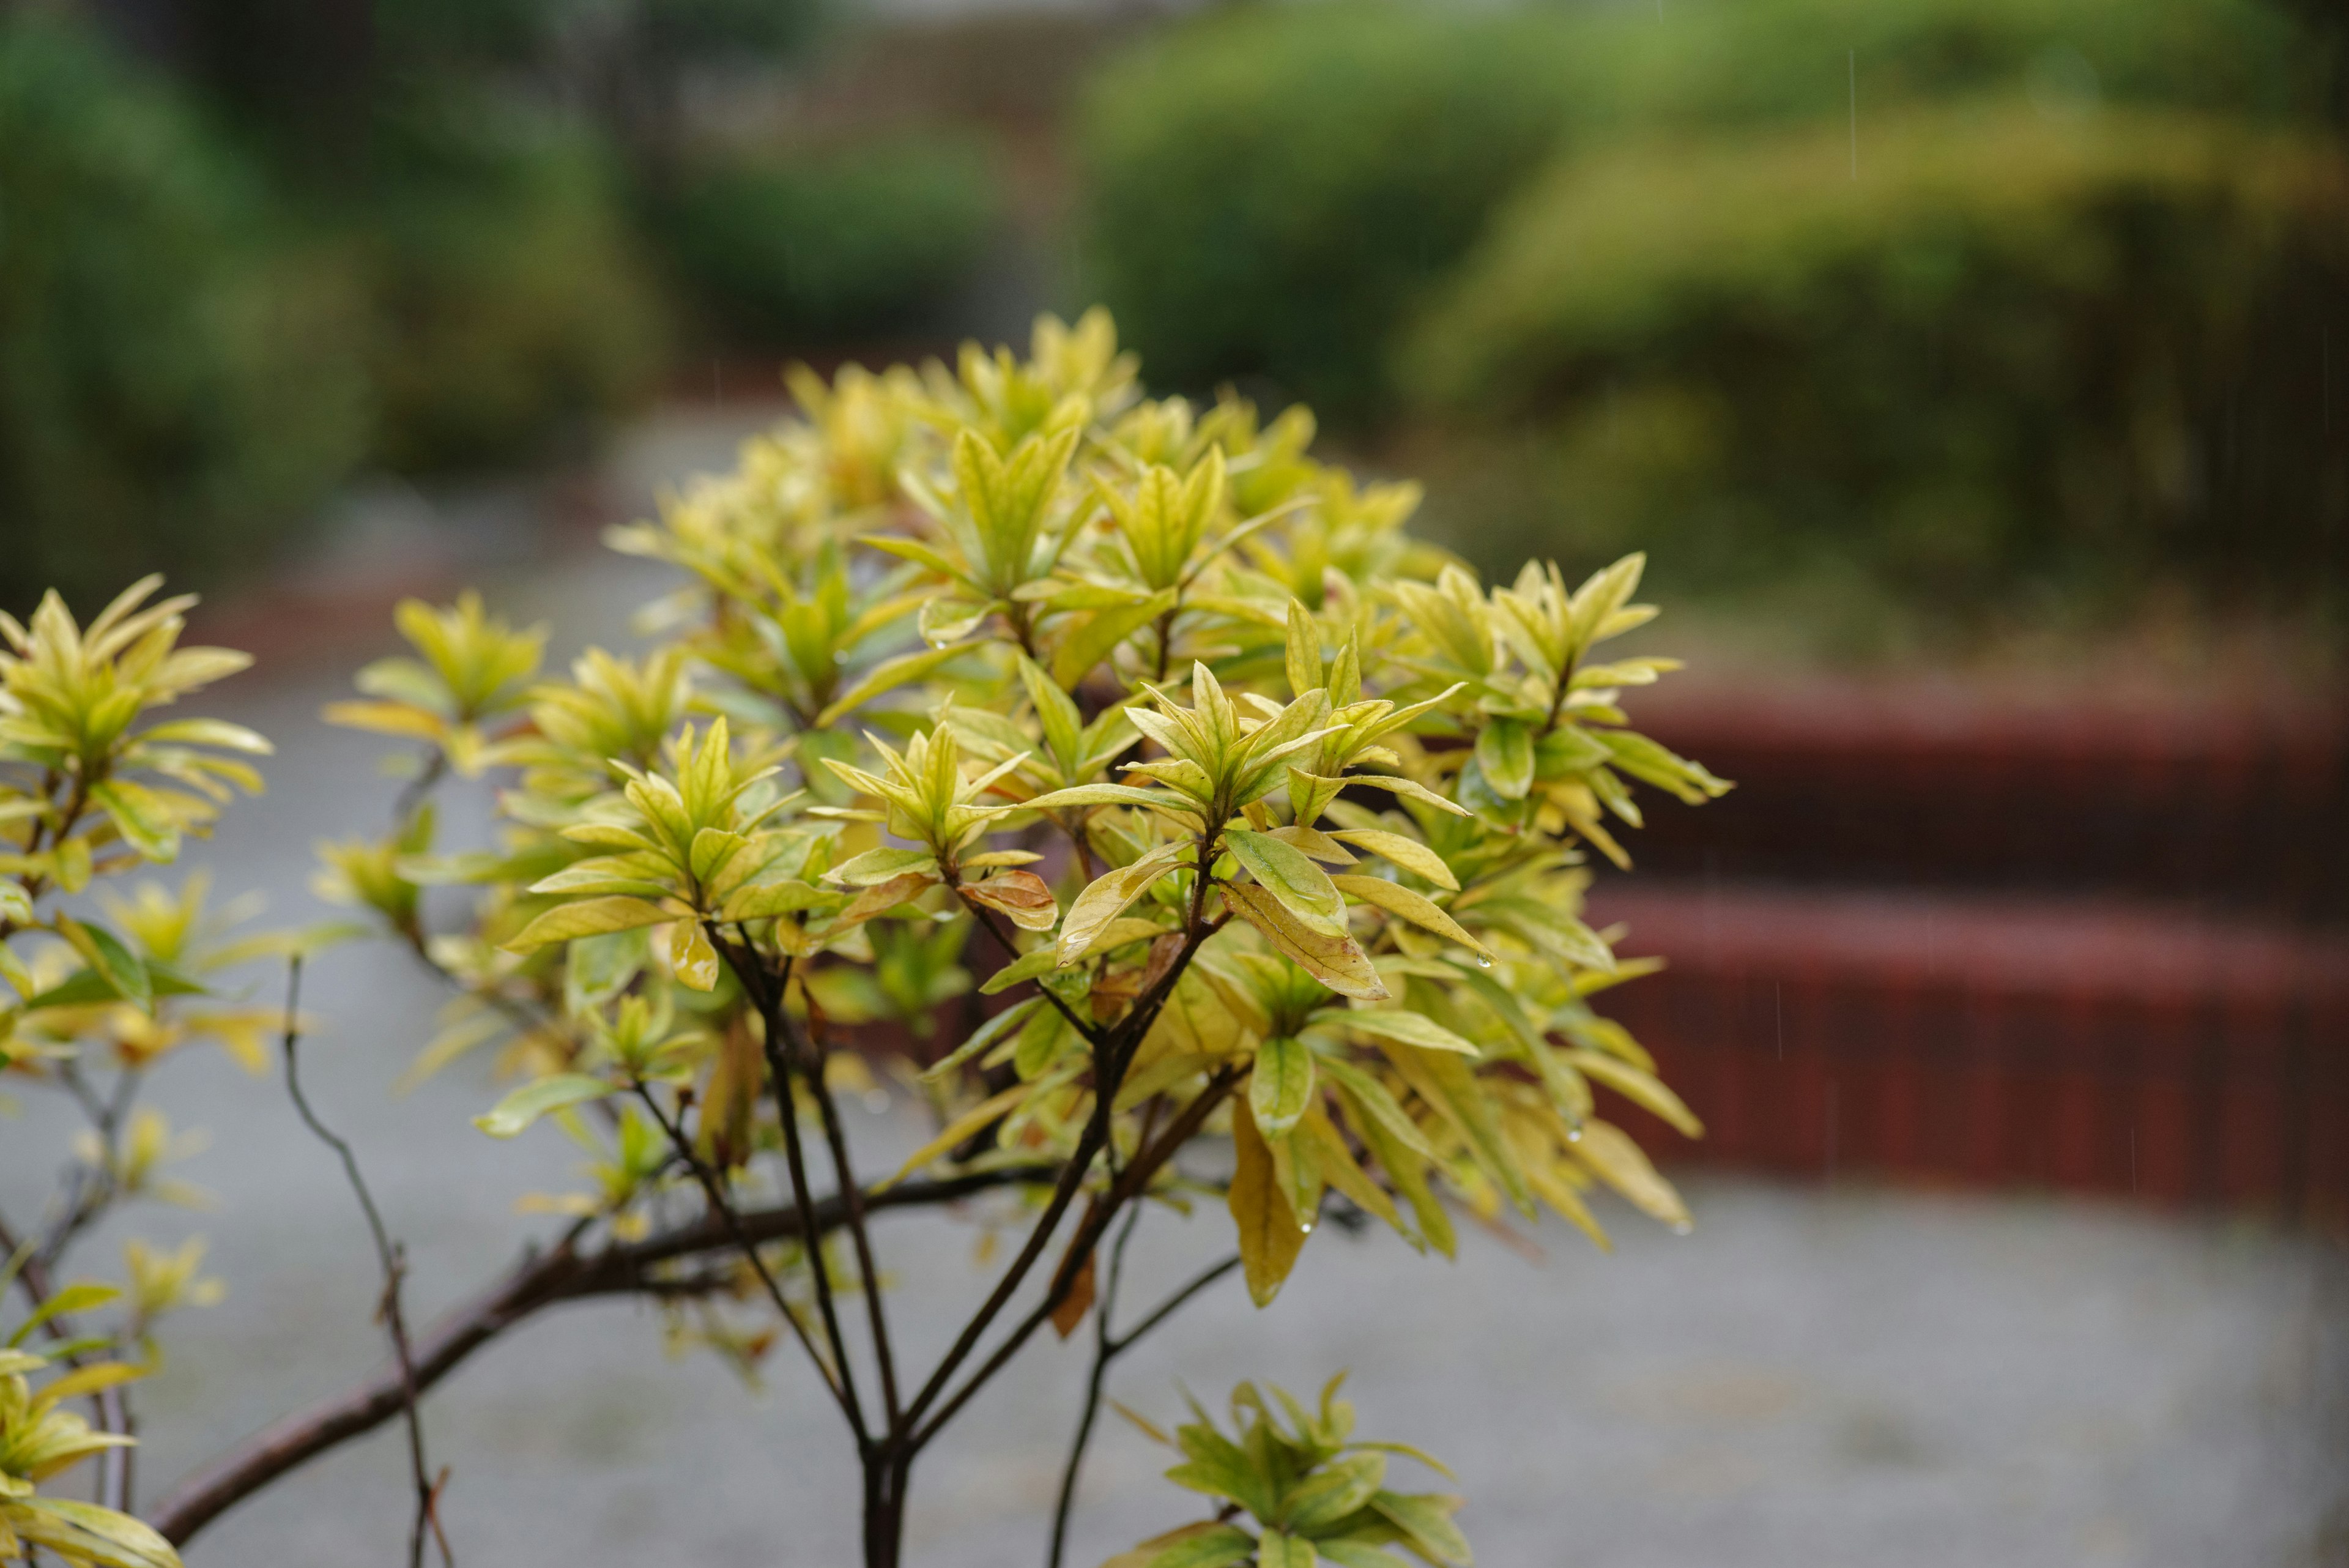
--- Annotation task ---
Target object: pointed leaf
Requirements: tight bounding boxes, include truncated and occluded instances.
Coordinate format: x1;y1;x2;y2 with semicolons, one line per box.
473;1074;612;1138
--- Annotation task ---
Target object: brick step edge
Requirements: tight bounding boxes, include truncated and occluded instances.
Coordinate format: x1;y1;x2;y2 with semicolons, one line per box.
1581;880;2349;1221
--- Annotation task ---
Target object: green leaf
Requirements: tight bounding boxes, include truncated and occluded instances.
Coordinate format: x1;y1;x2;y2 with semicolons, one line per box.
1472;721;1534;801
1285;1452;1386;1533
979;944;1061;995
1562;1049;1703;1138
920;997;1045;1081
1285;599;1324;699
7;1283;121;1347
56;917;149;1011
826;846;941;886
883;1082;1030;1186
1141;1525;1258;1568
1316;1058;1438;1159
505;896;674;951
1051;588;1178;689
1324;830;1455;891
721;880;841;921
815;645;967;728
1225;829;1348;937
1248;1035;1315;1139
9;1496;184;1568
1369;1493;1471;1567
473;1074;612;1139
1015;782;1199;821
1312;1542;1413;1568
1256;1530;1316;1568
1330;773;1471;816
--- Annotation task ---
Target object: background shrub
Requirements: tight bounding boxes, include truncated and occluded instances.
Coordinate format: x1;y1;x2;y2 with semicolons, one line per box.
1075;3;1571;415
0;15;368;613
1074;0;2320;423
353;105;670;474
1401;106;2349;633
658;133;1005;349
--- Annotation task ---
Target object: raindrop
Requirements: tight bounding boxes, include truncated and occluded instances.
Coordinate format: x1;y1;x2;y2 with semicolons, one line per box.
1474;954;1494;969
1564;1123;1584;1143
1299;1222;1315;1235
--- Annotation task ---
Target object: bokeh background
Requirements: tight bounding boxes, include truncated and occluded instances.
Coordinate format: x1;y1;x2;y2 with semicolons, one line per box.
2;0;2345;1562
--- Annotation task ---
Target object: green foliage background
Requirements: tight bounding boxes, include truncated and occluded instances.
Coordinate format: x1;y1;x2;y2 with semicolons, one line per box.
0;19;368;614
1077;0;2347;636
659;134;1004;350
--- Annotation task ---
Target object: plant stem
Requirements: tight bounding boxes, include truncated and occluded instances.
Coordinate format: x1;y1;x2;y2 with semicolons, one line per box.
1047;1229;1241;1568
278;957;450;1568
630;1083;852;1419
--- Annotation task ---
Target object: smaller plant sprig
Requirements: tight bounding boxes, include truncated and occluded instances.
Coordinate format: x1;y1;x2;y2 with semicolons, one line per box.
1108;1377;1469;1568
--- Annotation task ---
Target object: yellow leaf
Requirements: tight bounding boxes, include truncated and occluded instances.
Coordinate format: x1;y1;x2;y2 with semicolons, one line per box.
1222;882;1387;1001
321;700;445;741
1562;1049;1704;1138
1228;1096;1305;1307
1330;875;1491;960
882;1082;1031;1188
1058;841;1187;965
1326;829;1457;891
1570;1118;1691;1230
504;896;674;952
671;919;721;992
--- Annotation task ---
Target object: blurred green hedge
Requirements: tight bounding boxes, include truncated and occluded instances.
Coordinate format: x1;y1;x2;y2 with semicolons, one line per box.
1404;104;2349;631
1076;4;1569;414
353;105;669;473
658;134;1004;349
1076;0;2319;416
0;17;369;613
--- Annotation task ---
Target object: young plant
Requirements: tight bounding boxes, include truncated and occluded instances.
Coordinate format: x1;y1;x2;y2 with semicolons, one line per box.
5;312;1727;1567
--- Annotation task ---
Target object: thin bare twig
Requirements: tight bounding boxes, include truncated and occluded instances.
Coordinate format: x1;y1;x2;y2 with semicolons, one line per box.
629;1081;855;1420
277;957;451;1568
1047;1220;1240;1568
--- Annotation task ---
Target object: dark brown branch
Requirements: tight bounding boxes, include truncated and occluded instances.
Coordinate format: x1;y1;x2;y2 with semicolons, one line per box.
737;947;870;1447
1047;1226;1241;1568
146;1167;1053;1548
631;1082;854;1422
792;997;904;1430
912;1067;1239;1449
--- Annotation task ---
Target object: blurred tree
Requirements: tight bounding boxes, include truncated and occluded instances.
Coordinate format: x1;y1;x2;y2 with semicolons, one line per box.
0;13;368;613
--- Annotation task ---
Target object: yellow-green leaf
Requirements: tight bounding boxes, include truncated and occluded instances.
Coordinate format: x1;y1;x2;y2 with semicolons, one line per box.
505;896;674;951
1228;1096;1305;1307
1247;1035;1315;1138
1223;883;1387;1003
671;918;721;991
1330;876;1490;960
1058;841;1187;965
473;1074;612;1138
1225;828;1349;935
1326;829;1456;890
1562;1049;1703;1138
